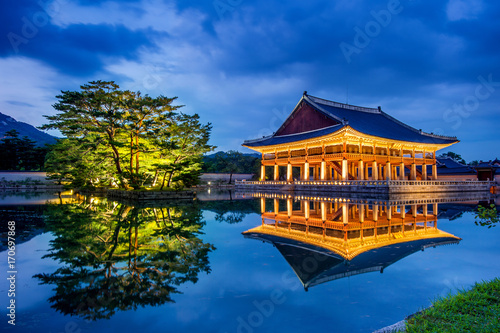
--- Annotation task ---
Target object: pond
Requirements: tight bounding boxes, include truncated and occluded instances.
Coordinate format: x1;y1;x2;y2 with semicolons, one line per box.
0;190;499;333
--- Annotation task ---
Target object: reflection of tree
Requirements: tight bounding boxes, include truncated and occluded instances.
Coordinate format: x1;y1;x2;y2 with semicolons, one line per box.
475;204;499;228
35;197;214;320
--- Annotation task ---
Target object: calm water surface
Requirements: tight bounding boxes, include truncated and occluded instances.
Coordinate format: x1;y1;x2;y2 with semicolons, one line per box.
0;190;499;333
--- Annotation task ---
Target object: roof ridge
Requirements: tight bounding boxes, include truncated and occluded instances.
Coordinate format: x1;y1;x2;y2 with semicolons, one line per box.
306;94;380;113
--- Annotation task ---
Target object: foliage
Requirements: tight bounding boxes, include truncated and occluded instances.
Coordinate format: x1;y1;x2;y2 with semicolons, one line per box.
474;203;499;228
35;196;215;320
405;278;500;332
438;151;466;165
202;151;260;182
0;129;49;170
41;81;215;189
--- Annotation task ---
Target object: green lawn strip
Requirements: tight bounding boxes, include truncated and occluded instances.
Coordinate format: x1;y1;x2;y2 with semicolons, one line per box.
405;278;500;333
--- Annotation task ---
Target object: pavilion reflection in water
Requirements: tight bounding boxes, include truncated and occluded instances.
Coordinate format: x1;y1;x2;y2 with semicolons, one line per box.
243;195;461;290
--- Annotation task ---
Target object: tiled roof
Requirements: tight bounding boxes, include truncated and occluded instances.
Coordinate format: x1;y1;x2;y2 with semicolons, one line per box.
243;93;458;147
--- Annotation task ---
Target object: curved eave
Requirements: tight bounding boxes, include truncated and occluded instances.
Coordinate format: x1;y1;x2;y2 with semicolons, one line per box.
242;225;461;261
242;125;459;153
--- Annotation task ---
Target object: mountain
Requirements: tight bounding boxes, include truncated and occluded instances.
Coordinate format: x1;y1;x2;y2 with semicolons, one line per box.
0;112;58;146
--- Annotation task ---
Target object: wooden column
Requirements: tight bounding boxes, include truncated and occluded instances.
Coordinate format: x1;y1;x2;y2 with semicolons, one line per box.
304;200;310;219
386;162;392;180
260;164;265;181
401;205;406;219
260;197;266;213
287;198;293;217
372;161;378;180
274;198;279;215
373;204;378;222
274;164;279;181
359;204;365;222
400;162;405;180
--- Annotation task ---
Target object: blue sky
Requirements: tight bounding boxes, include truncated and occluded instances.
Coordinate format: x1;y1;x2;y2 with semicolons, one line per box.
1;0;499;162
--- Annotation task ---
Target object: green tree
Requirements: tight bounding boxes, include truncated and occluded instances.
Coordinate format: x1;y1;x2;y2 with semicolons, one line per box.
0;129;48;170
41;81;211;189
154;113;215;190
438;151;466;165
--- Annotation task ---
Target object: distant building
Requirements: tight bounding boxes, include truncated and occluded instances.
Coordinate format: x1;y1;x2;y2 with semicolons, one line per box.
243;92;459;181
475;159;500;182
432;157;477;181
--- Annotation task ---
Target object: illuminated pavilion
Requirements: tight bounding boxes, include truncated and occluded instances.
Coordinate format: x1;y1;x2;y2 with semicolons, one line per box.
243;92;459;182
243;195;461;289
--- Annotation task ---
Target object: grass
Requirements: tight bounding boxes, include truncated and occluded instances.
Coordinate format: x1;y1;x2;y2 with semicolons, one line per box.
405;278;500;332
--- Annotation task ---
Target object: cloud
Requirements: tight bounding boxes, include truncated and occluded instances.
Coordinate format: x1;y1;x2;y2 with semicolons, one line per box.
446;0;483;21
0;56;69;132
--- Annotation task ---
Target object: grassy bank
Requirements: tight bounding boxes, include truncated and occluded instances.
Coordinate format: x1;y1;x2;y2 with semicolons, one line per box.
405;278;500;332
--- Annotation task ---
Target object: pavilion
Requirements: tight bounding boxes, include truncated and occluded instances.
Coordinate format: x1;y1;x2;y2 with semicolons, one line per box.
243;196;461;290
242;92;459;182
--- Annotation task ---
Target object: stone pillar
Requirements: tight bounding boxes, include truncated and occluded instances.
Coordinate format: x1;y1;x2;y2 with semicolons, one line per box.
411;163;417;180
260;164;265;181
274;164;279;181
303;161;310;181
342;159;348;181
422;164;427;180
321;161;326;180
358;160;364;180
433;203;438;216
372;161;378;180
342;203;348;224
321;202;327;222
400;162;405;180
287;163;293;182
386;162;392;180
304;200;310;219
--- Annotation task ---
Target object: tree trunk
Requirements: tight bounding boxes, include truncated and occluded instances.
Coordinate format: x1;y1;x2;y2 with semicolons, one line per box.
167;170;174;188
152;169;159;187
160;170;168;190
